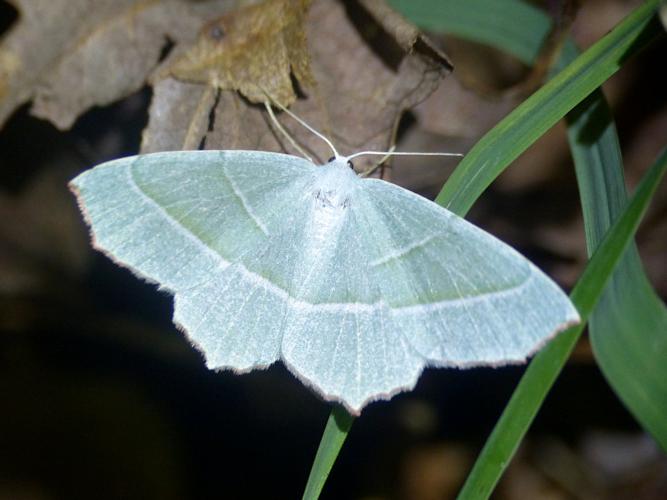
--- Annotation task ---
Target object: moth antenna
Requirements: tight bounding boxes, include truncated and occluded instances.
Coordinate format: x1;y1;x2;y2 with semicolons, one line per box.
359;145;396;178
259;86;340;159
264;102;314;162
348;151;464;161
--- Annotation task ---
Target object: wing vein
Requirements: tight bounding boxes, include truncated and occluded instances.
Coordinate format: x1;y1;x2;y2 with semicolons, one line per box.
370;234;439;267
125;162;230;268
220;165;269;236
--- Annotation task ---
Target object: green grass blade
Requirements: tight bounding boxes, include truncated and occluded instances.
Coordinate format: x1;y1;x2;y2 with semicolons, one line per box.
457;147;667;500
570;98;667;450
590;260;667;452
399;0;667;450
303;3;663;498
398;0;667;488
433;0;661;216
388;0;550;65
302;406;354;500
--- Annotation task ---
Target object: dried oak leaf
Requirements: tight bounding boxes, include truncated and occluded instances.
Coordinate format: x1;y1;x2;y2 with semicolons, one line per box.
414;75;518;139
143;0;452;172
167;0;314;106
413;4;578;142
0;0;235;130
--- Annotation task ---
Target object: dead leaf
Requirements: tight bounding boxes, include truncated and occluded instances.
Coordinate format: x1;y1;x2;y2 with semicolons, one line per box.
414;74;518;139
168;0;314;106
0;0;236;130
144;0;452;173
141;78;219;151
412;0;580;143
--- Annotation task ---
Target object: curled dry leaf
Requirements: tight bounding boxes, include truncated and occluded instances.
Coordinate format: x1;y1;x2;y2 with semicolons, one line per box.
0;0;235;130
143;0;452;171
167;0;314;106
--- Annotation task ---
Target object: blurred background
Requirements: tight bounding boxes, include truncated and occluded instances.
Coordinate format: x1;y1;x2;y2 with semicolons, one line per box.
1;0;666;498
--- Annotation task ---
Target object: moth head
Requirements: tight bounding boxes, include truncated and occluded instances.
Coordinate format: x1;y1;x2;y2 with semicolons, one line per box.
314;156;359;208
328;156;355;170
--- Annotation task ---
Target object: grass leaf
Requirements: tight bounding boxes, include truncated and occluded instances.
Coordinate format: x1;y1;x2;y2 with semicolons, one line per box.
302;406;354;500
302;1;664;497
457;147;667;499
431;0;662;215
388;0;551;65
570;97;667;451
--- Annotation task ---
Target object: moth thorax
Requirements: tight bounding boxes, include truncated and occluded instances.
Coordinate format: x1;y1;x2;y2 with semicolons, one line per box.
312;158;359;209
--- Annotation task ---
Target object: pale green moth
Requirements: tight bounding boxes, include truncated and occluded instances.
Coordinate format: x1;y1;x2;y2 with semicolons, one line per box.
70;114;579;414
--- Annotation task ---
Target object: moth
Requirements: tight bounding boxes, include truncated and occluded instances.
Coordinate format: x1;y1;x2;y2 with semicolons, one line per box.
70;107;579;414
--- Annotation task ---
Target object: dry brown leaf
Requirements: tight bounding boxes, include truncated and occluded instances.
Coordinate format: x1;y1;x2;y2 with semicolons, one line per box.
414;75;518;139
168;0;314;106
140;78;219;151
144;0;452;172
412;7;579;143
0;0;236;130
